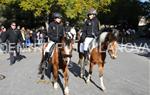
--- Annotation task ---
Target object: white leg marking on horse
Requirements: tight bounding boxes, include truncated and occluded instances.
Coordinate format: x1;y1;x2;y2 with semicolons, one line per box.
67;57;70;65
64;86;69;95
86;74;91;83
100;76;106;91
54;82;59;89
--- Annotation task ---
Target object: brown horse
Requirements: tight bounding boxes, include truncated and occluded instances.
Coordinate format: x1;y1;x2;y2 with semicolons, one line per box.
78;28;119;91
39;31;74;95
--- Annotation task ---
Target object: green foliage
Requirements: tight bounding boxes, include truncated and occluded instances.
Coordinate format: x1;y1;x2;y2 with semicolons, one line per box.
57;0;113;20
1;0;148;28
0;0;114;22
19;0;51;16
19;0;113;19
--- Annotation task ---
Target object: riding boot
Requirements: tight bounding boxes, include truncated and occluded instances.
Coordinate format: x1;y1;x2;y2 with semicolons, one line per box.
84;51;89;65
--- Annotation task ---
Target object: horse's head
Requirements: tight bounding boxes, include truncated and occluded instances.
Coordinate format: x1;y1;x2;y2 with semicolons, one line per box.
62;46;72;65
65;32;74;44
61;33;74;65
97;28;119;59
107;29;119;59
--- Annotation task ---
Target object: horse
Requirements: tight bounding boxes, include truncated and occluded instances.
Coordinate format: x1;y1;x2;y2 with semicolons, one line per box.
78;28;119;91
39;29;74;95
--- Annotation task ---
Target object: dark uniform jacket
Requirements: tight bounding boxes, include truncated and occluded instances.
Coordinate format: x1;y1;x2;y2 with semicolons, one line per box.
1;28;22;50
48;21;64;43
2;28;22;44
82;17;101;38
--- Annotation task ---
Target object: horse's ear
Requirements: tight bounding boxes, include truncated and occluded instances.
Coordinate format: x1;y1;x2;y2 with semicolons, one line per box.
112;29;119;39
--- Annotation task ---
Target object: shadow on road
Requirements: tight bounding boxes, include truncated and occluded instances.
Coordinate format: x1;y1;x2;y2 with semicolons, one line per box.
6;54;26;65
135;52;150;59
68;62;88;78
68;62;81;77
16;54;27;62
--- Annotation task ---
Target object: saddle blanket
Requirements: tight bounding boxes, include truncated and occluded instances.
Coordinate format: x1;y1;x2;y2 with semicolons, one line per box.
79;39;98;53
44;41;55;57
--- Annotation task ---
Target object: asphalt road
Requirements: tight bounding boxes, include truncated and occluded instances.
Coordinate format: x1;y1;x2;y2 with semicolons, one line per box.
0;45;149;95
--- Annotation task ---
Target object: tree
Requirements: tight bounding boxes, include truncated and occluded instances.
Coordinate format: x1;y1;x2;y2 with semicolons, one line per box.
19;0;114;28
0;0;39;28
57;0;114;21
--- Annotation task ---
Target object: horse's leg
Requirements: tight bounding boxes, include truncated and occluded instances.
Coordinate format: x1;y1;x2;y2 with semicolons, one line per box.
80;58;86;78
40;52;49;79
63;64;69;95
78;52;83;65
98;62;106;91
78;53;85;78
52;62;59;89
86;62;94;83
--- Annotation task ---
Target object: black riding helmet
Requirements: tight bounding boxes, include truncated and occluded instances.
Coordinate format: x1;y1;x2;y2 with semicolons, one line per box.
53;12;62;19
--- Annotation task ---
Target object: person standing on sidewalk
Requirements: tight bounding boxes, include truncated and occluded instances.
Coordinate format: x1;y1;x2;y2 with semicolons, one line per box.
1;22;22;65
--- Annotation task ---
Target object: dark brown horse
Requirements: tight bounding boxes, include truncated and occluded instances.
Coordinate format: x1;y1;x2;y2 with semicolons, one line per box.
39;31;74;95
78;28;119;91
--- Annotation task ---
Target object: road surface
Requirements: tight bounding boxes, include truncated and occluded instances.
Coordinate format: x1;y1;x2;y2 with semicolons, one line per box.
0;44;149;95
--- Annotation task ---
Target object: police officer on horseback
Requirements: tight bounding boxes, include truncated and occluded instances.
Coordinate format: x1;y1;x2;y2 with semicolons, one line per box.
81;8;101;63
38;12;64;74
48;12;64;43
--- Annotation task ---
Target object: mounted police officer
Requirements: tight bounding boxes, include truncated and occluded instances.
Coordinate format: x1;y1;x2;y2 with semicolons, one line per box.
82;8;101;63
38;12;65;74
1;22;22;65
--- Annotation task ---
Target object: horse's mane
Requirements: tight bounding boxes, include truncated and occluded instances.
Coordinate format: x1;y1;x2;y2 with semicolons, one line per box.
88;28;119;53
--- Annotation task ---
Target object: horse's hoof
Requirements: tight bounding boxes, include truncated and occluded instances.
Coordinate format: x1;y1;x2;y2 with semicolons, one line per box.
80;74;86;79
53;82;59;89
100;85;106;91
100;76;106;91
86;74;91;83
64;87;69;95
65;93;70;95
86;78;90;84
80;73;84;78
40;75;45;80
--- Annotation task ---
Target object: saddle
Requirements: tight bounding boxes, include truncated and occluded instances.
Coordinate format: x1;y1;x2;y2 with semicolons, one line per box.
48;43;56;58
44;41;56;58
